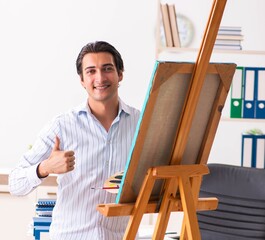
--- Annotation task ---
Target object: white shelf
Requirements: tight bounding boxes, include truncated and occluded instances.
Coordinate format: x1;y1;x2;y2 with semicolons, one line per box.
157;47;265;67
158;47;265;56
221;117;265;123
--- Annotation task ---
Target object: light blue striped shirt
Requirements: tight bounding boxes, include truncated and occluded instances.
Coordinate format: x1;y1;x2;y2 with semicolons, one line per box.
9;98;140;240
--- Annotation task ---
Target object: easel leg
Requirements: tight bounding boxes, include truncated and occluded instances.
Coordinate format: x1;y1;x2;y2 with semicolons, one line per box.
180;176;202;240
152;178;179;240
123;169;155;240
179;176;201;240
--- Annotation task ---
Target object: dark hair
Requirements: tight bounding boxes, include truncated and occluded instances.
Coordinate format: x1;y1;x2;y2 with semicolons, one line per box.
76;41;124;76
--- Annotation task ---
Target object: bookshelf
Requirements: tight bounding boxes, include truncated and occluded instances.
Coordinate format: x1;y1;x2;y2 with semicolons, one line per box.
157;0;265;54
157;0;265;167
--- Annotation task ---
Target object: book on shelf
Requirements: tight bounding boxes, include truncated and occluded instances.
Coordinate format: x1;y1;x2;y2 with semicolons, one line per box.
215;39;242;46
216;34;244;41
214;25;243;51
160;3;173;47
218;26;242;35
168;4;181;47
214;44;242;50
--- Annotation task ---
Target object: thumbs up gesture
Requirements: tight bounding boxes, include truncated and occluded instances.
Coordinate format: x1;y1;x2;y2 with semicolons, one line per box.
37;136;75;178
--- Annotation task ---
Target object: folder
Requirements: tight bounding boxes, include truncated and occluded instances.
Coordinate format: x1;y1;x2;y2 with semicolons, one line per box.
230;67;244;118
242;133;265;168
256;135;265;168
256;69;265;119
243;68;255;118
241;134;253;167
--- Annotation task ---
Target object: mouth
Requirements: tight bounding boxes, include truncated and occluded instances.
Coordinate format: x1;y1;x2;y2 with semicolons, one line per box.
93;84;110;90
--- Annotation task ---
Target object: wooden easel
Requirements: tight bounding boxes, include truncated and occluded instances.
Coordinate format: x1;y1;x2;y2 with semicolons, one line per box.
98;165;218;240
97;0;232;239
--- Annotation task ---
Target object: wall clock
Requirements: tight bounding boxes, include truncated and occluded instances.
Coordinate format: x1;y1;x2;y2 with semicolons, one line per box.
177;14;195;47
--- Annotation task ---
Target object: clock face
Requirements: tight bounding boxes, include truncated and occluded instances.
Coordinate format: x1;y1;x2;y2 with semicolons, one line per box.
177;14;194;47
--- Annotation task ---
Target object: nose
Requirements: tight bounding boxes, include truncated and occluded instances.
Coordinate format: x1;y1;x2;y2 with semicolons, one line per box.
95;70;106;83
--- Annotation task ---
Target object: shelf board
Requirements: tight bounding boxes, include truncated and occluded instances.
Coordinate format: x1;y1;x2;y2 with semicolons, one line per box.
158;47;265;56
221;117;265;123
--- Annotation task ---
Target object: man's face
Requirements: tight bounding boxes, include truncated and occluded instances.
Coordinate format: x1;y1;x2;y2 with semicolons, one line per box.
80;52;123;104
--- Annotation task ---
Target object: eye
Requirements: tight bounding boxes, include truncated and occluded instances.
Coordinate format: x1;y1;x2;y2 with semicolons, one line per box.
103;66;115;72
86;69;96;75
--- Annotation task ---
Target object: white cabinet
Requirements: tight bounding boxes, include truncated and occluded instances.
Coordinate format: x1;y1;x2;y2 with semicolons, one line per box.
35;186;57;199
0;185;36;240
0;174;57;240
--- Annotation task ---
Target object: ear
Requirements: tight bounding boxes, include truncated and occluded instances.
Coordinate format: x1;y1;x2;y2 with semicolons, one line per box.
79;75;86;89
118;71;123;83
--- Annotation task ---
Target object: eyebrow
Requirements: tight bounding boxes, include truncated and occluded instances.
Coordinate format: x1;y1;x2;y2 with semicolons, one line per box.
84;63;115;71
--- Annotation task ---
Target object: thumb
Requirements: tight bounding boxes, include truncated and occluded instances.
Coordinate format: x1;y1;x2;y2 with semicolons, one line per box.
53;136;61;151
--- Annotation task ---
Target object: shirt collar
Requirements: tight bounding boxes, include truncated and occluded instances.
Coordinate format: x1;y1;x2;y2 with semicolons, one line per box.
76;98;132;116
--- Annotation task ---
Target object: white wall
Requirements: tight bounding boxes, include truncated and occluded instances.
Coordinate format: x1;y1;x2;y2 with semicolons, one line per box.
0;0;157;168
1;0;265;169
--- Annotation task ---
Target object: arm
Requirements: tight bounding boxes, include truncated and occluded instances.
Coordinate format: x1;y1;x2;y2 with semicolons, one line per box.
9;118;75;196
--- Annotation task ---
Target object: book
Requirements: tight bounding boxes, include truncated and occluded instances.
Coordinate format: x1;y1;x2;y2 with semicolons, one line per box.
215;39;242;46
33;217;52;226
216;34;244;41
214;44;242;50
168;4;180;47
160;3;173;47
218;26;242;35
36;199;56;207
36;207;54;217
35;199;56;217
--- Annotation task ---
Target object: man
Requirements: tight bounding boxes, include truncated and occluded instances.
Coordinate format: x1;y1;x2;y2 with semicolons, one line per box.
9;41;140;239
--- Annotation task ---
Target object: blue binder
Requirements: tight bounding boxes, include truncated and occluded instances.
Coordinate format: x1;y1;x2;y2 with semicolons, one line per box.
241;134;254;167
230;66;244;118
256;69;265;118
243;67;265;119
241;133;265;168
243;68;256;118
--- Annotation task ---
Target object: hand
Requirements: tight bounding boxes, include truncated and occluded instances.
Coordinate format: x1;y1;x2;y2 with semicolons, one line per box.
37;136;75;177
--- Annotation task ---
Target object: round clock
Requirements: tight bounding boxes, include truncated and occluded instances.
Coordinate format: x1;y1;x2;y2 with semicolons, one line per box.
177;14;195;47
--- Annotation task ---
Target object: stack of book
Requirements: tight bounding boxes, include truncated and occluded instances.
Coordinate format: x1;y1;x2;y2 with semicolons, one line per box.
160;3;181;48
35;199;56;217
214;26;243;50
32;199;56;240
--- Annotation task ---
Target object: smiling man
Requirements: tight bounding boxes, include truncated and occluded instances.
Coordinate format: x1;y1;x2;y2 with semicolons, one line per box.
9;41;140;239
